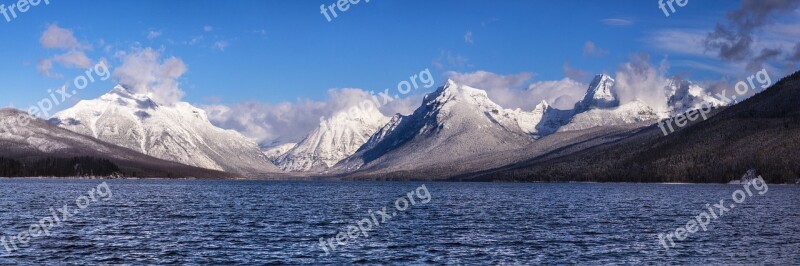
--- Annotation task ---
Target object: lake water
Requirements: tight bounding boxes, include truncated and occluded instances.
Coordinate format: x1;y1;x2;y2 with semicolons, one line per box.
0;179;797;264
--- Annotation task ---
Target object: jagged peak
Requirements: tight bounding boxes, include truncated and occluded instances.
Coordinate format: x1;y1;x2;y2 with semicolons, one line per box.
535;100;550;110
575;74;619;112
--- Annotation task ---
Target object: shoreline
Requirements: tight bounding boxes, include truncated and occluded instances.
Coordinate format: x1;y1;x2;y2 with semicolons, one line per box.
0;176;797;185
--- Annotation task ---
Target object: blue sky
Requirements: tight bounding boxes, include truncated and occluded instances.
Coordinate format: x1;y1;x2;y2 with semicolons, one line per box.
1;0;798;143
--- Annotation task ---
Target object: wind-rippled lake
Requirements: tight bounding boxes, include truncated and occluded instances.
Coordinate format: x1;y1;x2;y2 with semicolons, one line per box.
0;179;797;264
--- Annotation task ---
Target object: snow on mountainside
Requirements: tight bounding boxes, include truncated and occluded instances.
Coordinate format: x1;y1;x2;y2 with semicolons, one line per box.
274;107;389;172
0;108;237;178
335;80;537;172
560;75;723;132
262;143;297;161
559;100;659;132
665;79;727;117
526;100;574;137
50;85;280;175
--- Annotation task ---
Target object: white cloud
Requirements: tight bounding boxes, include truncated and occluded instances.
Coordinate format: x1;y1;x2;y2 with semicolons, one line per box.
464;31;474;44
39;24;89;50
432;50;471;69
188;36;203;45
204;26;214;32
601;18;633;26
52;50;92;69
203;88;416;145
563;61;590;81
112;47;188;105
147;30;162;40
646;29;709;57
524;79;588;110
37;59;61;78
445;70;533;91
613;53;671;113
38;24;94;78
213;41;229;51
583;41;608;57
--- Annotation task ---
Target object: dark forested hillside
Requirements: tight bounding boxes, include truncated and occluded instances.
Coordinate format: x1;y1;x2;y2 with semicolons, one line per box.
462;71;800;184
0;157;122;177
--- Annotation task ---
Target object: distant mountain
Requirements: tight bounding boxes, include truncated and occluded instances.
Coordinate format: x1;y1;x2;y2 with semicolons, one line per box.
51;86;280;175
527;100;574;137
464;71;800;183
334;80;538;173
559;100;659;132
561;74;724;132
665;79;727;117
262;143;297;161
0;109;236;178
274;107;389;172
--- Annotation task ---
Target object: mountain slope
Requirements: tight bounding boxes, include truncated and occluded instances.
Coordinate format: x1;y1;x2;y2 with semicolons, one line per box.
334;80;537;173
559;100;659;132
263;143;297;161
0;109;237;178
274;107;389;172
465;71;800;183
51;86;280;175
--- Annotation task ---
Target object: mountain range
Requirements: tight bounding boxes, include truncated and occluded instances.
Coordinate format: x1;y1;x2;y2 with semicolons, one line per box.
2;71;797;183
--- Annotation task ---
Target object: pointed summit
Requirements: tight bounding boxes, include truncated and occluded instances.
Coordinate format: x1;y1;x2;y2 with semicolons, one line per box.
533;100;551;115
575;74;618;112
334;80;537;172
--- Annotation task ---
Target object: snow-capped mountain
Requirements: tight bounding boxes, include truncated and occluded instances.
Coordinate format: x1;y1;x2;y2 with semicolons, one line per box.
262;143;297;161
335;80;537;172
574;74;618;112
559;74;724;132
525;100;574;137
274;106;389;172
50;85;281;175
0;108;236;178
559;100;659;132
665;79;727;117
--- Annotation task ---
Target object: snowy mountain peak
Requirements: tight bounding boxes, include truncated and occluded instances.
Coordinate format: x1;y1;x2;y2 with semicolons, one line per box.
427;80;490;106
334;81;539;172
534;100;551;114
575;74;618;112
52;85;280;175
275;105;390;172
99;85;159;110
665;79;727;117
